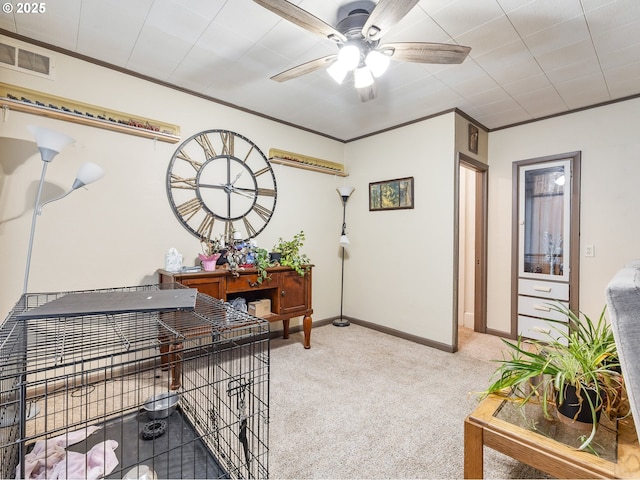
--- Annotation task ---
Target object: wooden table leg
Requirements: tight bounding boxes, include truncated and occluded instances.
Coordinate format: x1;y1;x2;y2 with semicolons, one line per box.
159;335;170;370
282;319;290;339
303;314;312;349
464;417;484;479
169;341;183;390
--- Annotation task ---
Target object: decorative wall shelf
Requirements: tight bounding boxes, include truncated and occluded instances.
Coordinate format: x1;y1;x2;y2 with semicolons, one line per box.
0;82;181;143
269;148;348;176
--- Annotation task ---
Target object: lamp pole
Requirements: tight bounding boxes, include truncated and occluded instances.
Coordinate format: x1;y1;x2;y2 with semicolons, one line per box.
334;186;354;327
23;161;51;293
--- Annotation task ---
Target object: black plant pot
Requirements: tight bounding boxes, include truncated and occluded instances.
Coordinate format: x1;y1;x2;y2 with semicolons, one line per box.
269;252;281;263
557;383;602;425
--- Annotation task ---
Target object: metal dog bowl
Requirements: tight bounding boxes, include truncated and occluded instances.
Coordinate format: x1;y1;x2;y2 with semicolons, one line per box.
143;392;179;419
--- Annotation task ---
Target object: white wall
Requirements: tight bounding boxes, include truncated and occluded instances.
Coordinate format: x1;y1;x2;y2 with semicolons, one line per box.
344;114;458;346
487;98;640;333
0;35;345;327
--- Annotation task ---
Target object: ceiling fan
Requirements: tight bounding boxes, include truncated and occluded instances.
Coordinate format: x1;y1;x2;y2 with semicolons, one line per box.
253;0;471;102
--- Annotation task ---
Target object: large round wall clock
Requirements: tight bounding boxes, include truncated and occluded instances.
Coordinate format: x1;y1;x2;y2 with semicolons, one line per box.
166;129;277;242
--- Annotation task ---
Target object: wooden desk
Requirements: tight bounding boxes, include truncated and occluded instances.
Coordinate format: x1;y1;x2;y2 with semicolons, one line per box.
158;266;313;348
464;394;640;479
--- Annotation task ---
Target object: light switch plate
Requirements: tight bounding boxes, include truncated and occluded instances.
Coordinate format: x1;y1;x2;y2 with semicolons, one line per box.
585;245;595;257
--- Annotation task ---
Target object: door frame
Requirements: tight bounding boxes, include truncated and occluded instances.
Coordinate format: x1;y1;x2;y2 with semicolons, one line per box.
453;153;488;351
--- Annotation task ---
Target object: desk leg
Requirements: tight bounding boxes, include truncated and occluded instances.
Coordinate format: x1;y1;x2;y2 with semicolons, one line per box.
464;417;484;479
303;314;312;349
169;341;183;391
159;336;169;371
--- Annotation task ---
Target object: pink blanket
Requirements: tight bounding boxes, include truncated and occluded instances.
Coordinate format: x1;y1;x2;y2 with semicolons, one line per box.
15;426;119;479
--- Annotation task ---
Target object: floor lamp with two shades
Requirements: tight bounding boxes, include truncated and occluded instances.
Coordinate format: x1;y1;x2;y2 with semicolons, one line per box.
333;185;354;327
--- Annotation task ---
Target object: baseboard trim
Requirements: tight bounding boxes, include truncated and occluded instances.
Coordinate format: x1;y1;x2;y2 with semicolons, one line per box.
268;317;333;341
486;326;513;339
346;316;455;353
269;316;461;353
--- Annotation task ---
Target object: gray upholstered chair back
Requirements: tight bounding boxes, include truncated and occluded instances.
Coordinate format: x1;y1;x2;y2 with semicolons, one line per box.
605;260;640;434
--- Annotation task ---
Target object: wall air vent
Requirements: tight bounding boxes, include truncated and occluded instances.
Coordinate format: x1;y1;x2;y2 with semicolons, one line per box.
0;41;54;78
0;42;16;66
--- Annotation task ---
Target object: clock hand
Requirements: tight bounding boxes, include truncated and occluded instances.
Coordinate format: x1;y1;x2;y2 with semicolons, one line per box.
231;188;256;199
198;182;227;190
206;172;242;192
231;171;243;185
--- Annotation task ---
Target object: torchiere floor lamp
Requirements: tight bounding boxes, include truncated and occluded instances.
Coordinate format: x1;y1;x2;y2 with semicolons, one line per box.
23;125;104;293
333;186;354;327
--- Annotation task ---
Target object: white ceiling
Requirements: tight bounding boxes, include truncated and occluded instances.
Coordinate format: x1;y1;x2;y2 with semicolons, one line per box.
1;0;639;141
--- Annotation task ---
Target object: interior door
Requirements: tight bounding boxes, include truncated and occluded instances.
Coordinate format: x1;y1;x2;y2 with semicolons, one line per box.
455;154;488;350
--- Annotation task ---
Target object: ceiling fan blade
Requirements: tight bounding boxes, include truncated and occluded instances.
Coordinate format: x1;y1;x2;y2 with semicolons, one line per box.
357;83;377;103
271;55;337;82
381;42;471;64
253;0;346;43
362;0;420;40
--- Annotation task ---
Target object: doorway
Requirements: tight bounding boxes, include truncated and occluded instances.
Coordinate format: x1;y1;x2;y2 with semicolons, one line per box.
454;154;488;351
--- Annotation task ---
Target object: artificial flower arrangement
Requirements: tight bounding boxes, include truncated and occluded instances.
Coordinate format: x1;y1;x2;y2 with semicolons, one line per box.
198;235;225;270
196;230;311;278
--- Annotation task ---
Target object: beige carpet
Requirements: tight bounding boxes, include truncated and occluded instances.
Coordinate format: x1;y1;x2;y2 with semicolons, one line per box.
268;323;547;479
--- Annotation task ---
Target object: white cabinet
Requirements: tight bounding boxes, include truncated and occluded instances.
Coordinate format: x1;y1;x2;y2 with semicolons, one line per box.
512;153;581;341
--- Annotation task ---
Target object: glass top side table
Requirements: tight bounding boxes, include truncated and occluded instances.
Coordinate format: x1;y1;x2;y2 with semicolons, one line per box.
464;394;640;479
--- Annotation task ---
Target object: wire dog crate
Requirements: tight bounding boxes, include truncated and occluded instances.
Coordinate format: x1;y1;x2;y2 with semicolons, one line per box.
0;284;269;479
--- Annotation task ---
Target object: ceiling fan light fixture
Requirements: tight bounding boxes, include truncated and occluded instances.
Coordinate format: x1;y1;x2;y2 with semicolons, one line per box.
354;66;374;88
327;61;348;84
337;44;361;71
365;50;390;78
254;0;471;102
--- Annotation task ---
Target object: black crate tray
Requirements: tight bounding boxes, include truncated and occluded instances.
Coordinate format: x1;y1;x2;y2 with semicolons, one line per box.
66;407;228;479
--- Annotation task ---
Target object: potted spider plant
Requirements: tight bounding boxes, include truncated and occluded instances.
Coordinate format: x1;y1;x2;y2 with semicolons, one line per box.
482;304;624;450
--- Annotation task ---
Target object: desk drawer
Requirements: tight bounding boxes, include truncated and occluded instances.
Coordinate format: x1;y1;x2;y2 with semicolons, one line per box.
226;273;278;292
518;295;569;321
180;277;224;299
518;279;569;301
518;315;568;344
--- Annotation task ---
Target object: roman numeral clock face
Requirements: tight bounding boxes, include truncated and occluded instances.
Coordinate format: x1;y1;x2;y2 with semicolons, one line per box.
166;129;277;242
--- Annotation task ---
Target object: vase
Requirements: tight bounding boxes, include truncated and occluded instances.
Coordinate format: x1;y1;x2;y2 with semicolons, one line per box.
200;253;221;271
269;252;281;263
201;259;217;271
557;383;601;426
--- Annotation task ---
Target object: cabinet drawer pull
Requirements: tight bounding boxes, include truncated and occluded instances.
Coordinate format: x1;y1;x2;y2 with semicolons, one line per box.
532;326;551;334
248;280;260;288
533;304;551;312
533;286;552;292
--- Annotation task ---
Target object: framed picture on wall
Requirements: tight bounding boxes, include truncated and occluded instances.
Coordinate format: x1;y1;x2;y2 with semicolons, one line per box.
469;124;479;154
369;177;414;211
